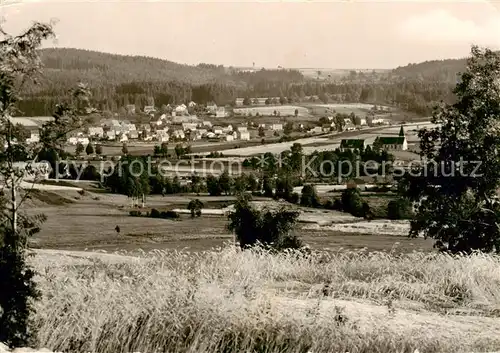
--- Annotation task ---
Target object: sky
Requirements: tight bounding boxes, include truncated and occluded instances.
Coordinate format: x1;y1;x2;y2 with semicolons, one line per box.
1;0;500;69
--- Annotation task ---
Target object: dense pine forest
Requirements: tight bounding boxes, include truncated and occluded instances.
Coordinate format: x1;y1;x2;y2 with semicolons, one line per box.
16;48;467;117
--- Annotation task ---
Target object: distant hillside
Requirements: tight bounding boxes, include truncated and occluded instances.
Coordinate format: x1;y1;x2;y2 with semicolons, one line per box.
391;57;467;83
35;48;240;90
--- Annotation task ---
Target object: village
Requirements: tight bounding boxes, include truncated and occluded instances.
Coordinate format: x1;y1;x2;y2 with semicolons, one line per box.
9;98;409;158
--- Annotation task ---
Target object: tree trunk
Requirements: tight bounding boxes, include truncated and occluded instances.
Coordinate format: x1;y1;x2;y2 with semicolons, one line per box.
11;171;17;235
141;193;145;208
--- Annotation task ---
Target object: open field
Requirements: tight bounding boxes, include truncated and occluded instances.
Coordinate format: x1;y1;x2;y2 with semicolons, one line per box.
25;188;434;253
233;105;309;117
28;246;500;353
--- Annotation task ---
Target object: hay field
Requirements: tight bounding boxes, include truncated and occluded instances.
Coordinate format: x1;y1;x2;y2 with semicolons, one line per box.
30;247;500;353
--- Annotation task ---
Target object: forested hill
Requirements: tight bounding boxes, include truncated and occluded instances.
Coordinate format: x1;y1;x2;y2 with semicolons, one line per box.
16;47;459;116
391;57;467;83
36;48;239;89
33;48;305;91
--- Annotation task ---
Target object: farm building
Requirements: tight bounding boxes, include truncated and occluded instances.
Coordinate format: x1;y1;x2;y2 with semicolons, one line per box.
340;139;366;152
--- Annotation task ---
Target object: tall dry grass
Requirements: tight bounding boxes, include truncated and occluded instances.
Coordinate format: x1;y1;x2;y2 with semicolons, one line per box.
30;246;500;353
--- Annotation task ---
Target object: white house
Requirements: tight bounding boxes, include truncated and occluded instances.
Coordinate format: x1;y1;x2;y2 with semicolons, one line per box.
271;124;283;131
309;126;322;134
156;130;169;142
144;106;156;114
175;104;188;114
125;123;137;131
213;126;223;135
88;127;104;138
206;102;217;113
236;126;248;132
216;107;227;118
172;130;185;140
105;131;116;140
202;121;212;128
128;131;139;139
188;101;197;108
237;130;250;141
119;134;128;143
68;137;90;145
182;122;198;131
26;131;40;144
225;134;234;142
223;124;233;133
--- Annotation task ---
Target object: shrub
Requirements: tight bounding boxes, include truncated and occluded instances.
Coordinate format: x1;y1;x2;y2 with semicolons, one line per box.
387;199;413;220
300;185;319;207
150;208;161;218
160;210;180;219
227;194;303;251
129;210;142;217
341;188;364;216
187;199;204;218
289;192;300;204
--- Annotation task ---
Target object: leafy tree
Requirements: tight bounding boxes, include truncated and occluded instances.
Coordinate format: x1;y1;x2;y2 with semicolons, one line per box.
95;144;103;155
300;184;319;207
242;97;251;106
403;46;500;253
175;144;185;159
153;145;161;156
103;156;150;207
387;198;413;220
275;175;293;201
160;142;168;157
227;194;303;250
284;122;294;135
0;22;92;348
247;173;258;191
187;199;204;218
206;174;222;196
75;142;84;156
121;143;128;155
258;126;265;137
279;96;286;105
341;188;365;217
233;174;248;194
262;175;274;198
85;143;94;155
294;108;299;117
218;171;233;195
190;173;202;195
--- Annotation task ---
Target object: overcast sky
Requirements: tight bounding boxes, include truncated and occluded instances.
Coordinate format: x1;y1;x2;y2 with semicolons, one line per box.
1;0;500;69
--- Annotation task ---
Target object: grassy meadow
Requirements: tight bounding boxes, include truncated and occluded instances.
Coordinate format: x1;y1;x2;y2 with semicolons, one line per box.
31;246;500;353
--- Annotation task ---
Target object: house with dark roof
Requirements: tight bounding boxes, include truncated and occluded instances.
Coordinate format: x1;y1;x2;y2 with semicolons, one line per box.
375;136;408;151
340;139;366;151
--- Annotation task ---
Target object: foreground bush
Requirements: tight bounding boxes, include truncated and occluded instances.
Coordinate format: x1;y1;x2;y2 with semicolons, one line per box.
30;248;500;353
227;195;302;250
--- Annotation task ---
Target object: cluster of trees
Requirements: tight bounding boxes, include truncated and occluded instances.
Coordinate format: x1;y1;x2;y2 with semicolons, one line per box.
75;142;103;156
243;143;394;183
227;194;303;251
